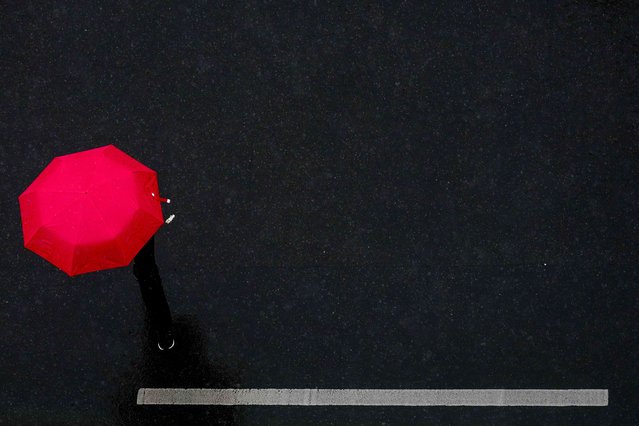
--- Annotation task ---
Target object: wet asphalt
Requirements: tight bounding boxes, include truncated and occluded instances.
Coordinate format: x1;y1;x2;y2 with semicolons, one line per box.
1;1;638;424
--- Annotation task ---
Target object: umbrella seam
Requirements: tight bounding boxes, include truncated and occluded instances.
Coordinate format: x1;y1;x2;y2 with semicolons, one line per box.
24;194;87;274
70;195;88;276
22;191;87;245
89;171;156;203
87;195;127;269
90;171;159;262
87;155;154;192
138;171;164;220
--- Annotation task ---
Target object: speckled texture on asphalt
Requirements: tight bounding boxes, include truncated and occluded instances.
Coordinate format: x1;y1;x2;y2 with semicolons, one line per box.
1;1;638;424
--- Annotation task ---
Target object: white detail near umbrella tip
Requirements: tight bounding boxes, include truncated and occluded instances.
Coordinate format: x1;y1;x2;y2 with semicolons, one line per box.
152;192;155;196
167;199;171;203
165;214;175;224
158;339;175;351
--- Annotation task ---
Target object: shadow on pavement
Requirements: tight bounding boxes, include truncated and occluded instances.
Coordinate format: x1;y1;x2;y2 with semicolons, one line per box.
113;315;241;425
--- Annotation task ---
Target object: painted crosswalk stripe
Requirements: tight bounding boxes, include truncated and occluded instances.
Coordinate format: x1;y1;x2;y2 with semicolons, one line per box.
137;388;608;406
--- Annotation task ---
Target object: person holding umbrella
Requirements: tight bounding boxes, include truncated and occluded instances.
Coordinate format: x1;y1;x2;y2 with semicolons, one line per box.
133;235;175;351
18;144;176;351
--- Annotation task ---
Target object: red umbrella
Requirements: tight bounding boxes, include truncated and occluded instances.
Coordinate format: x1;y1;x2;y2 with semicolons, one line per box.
18;145;170;276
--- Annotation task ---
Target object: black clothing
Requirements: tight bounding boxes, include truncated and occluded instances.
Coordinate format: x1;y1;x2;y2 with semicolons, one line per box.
133;236;173;349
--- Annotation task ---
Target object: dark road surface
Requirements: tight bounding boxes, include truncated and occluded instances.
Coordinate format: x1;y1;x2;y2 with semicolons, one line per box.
2;1;638;424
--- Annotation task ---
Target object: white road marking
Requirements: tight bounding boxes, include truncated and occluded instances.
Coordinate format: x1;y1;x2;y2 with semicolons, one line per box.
137;388;608;406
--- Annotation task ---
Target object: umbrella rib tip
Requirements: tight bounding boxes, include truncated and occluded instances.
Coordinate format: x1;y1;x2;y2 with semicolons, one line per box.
151;193;170;203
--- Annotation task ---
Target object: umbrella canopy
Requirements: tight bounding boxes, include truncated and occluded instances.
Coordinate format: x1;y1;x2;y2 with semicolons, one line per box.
19;145;167;276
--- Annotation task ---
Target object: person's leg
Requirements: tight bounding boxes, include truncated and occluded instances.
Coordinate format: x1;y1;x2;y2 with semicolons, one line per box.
133;236;174;350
